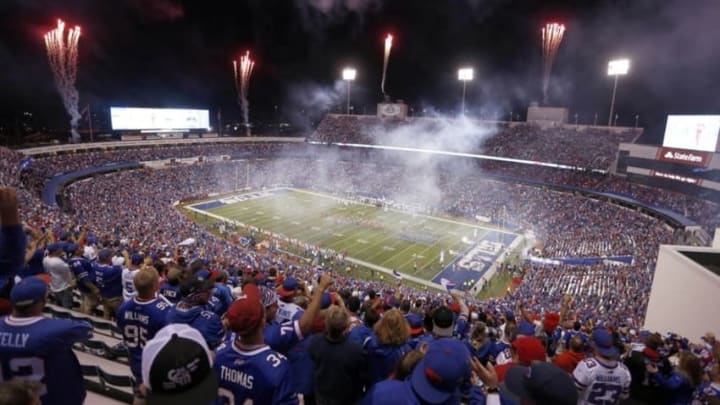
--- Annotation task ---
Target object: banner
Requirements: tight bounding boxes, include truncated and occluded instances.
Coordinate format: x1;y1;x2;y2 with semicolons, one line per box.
656;147;713;167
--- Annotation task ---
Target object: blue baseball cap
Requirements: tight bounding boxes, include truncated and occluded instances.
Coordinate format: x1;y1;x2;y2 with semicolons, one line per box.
410;339;470;403
278;277;299;298
592;328;620;358
98;248;113;261
47;243;63;254
130;253;144;265
407;313;424;335
517;321;536;337
10;276;48;307
64;243;80;255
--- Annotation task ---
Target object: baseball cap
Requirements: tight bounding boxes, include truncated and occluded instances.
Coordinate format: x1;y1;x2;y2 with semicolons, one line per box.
180;269;216;297
278;277;298;298
10;276;48;307
227;284;264;336
98;248;113;261
64;243;80;255
432;306;455;337
407;313;424;335
47;243;63;254
516;321;536;337
512;337;547;365
592;328;619;358
131;253;144;266
141;324;218;405
502;362;578;405
410;339;470;403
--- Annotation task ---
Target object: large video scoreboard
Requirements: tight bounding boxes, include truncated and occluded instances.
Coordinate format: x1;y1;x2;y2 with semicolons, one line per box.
615;115;720;201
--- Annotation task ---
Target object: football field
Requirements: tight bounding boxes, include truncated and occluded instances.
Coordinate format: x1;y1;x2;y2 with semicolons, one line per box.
187;188;517;285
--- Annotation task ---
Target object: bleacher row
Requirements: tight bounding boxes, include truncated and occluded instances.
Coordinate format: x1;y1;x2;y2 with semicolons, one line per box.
44;291;135;404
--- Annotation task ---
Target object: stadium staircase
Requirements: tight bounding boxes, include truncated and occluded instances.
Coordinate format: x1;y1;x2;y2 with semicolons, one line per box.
43;296;135;404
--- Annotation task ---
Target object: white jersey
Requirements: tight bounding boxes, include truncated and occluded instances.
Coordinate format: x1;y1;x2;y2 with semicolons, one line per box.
121;268;139;301
573;357;631;405
276;301;304;324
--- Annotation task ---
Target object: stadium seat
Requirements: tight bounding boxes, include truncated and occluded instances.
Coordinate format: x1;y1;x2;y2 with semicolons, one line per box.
97;367;135;389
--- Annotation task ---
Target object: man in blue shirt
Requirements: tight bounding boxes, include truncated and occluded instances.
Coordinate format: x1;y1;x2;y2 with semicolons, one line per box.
116;269;170;403
166;269;225;349
93;248;124;319
214;274;335;404
67;243;101;315
0;276;93;405
158;266;182;304
215;283;299;405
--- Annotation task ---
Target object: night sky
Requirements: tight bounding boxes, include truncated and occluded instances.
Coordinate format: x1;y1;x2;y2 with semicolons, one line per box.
1;0;719;143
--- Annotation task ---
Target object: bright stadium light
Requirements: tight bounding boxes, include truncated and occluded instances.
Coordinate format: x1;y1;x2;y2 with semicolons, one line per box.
607;58;630;126
458;67;474;115
342;67;357;115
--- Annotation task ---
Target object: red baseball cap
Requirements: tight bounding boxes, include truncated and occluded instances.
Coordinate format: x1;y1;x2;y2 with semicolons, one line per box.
512;337;546;365
227;284;263;336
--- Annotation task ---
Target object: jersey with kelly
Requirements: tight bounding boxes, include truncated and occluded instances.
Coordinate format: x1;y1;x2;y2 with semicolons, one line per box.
116;297;171;380
166;305;225;349
121;267;139;301
68;257;95;294
0;316;92;405
214;343;298;405
93;263;123;298
573;357;631;405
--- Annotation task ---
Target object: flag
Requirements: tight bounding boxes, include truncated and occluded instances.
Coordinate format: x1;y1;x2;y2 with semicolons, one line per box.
440;278;456;292
392;269;403;280
439;250;445;263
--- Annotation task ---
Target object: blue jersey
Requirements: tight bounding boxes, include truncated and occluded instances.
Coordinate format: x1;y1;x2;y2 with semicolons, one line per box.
213;284;234;315
68;257;95;294
0;316;92;405
363;335;412;385
158;282;181;304
224;320;303;356
264;320;303;354
93;263;123;298
205;295;225;316
166;304;224;349
21;249;45;279
348;324;373;347
116;298;171;381
214;342;298;405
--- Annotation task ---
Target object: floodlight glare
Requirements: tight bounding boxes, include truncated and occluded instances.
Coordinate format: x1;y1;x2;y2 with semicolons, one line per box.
458;68;474;81
607;59;630;76
342;68;357;81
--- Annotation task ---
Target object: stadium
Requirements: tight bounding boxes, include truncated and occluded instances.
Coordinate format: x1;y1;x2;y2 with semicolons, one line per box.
1;1;720;405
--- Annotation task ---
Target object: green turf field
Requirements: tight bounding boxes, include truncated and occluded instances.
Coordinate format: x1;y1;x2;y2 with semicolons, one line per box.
189;188;493;281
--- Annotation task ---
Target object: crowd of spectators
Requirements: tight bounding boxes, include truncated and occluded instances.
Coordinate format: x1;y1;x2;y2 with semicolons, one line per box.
310;114;639;169
0;139;718;404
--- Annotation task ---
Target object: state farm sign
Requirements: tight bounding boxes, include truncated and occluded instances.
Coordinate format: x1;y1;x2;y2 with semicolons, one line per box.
657;147;712;167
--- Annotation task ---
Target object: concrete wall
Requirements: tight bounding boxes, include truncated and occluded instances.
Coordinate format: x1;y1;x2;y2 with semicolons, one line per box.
644;245;720;341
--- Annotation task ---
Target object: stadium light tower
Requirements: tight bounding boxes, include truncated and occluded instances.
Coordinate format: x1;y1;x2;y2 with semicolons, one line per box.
342;67;357;115
607;58;629;126
458;67;474;115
